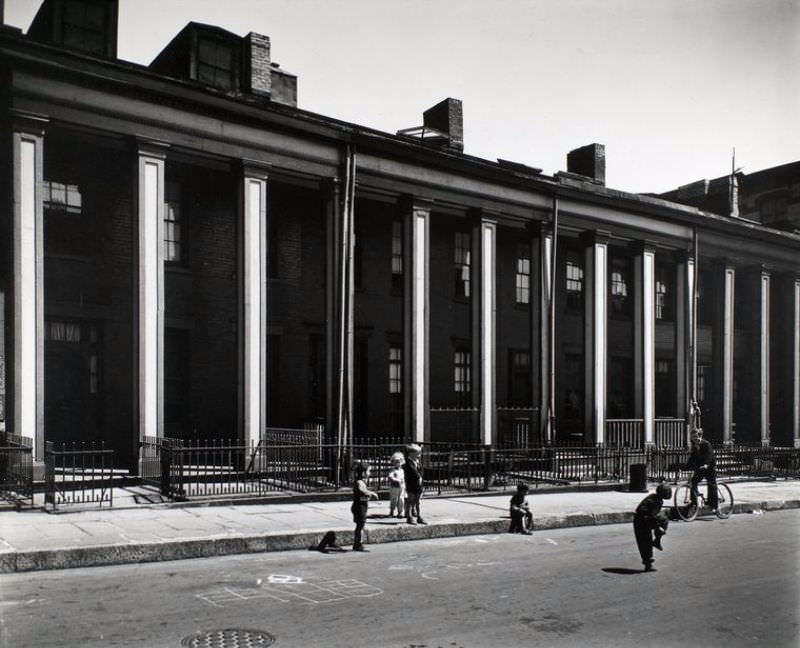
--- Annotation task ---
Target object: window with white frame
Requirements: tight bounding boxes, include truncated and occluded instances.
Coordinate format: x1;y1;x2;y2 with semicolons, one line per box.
566;249;583;309
697;364;708;404
454;231;471;298
515;245;530;304
389;346;402;394
610;257;629;315
655;265;671;320
43;181;82;215
164;182;183;263
391;220;403;292
454;349;471;397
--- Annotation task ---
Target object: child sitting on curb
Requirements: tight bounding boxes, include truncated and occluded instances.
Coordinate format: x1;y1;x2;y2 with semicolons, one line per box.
509;482;533;535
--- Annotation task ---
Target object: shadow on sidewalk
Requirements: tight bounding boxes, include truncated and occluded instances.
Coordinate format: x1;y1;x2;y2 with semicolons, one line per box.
601;567;643;575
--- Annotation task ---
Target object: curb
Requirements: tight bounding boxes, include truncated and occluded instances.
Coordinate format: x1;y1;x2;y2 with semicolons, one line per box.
2;499;797;574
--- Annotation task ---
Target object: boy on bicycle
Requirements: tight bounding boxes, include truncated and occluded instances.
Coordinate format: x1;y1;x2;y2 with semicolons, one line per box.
686;428;718;511
633;482;671;572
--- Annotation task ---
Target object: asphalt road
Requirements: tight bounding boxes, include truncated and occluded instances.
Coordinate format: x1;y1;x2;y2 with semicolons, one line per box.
1;509;798;648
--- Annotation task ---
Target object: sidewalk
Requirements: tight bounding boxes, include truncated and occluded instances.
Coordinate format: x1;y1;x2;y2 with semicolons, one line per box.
1;479;798;573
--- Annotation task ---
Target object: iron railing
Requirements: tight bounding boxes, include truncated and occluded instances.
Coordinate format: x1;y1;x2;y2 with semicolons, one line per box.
605;419;644;447
0;433;34;508
44;441;114;510
655;418;686;448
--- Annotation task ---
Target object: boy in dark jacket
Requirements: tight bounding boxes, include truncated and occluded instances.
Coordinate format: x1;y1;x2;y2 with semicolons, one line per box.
403;444;426;525
687;428;718;510
509;482;533;534
633;481;671;572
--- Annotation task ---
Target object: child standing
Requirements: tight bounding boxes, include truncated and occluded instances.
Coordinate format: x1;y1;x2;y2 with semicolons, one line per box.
387;452;405;518
403;443;426;525
509;482;533;534
633;481;671;572
351;462;378;551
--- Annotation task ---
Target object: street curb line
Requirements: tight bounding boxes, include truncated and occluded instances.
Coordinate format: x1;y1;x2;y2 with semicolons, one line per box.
1;499;798;573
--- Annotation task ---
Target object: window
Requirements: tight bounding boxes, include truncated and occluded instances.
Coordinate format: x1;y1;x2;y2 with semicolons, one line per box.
164;182;183;263
454;349;471;400
610;257;629;315
43;181;82;215
197;37;235;90
61;1;108;55
655;266;671;320
566;249;583;309
508;349;531;406
515;245;531;304
389;346;402;394
45;321;81;342
391;220;403;292
759;194;788;222
454;232;471;298
697;365;708;404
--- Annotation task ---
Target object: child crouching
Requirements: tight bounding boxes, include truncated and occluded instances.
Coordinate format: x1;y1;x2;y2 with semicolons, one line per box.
509;482;533;535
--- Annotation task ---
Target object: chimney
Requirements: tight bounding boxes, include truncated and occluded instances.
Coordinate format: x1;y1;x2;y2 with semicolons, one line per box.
567;143;605;185
244;32;271;97
269;63;297;107
423;98;463;152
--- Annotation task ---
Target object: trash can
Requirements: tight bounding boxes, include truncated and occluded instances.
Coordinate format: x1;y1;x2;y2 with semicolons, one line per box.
629;463;647;492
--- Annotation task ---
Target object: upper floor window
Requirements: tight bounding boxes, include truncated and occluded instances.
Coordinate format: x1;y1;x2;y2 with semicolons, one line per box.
43;181;82;215
610;257;629;315
197;37;235;90
389;346;402;394
454;232;471;298
515;245;531;304
454;349;472;398
164;182;183;263
655;265;672;320
391;220;403;292
61;1;109;55
566;249;583;310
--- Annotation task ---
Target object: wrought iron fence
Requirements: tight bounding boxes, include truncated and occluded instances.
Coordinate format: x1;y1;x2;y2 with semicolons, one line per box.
44;441;114;510
0;433;34;508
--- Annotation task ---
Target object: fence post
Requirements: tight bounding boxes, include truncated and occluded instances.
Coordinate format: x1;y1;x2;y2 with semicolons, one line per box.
160;441;171;497
44;441;56;510
483;445;492;491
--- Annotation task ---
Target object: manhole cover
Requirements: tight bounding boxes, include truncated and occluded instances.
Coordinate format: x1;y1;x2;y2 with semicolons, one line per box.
181;629;276;648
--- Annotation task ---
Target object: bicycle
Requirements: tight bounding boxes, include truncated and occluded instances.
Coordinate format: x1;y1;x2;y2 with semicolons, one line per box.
673;480;733;521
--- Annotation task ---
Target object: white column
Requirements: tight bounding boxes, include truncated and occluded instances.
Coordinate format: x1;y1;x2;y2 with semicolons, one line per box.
722;264;735;445
242;164;268;447
792;276;800;449
758;269;770;447
475;216;497;446
584;231;609;444
675;254;687;425
538;224;554;443
405;200;430;444
634;244;656;446
137;142;167;443
12;116;46;459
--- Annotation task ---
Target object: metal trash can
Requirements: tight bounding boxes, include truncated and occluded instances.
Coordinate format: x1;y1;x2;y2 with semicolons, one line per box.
629;463;648;492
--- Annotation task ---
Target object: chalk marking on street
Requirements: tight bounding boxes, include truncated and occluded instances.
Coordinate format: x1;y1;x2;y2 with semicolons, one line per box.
267;574;304;584
545;538;558;545
196;578;383;608
421;571;439;580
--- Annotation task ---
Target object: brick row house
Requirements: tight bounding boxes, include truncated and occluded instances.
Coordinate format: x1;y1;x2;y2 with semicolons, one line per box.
1;0;799;472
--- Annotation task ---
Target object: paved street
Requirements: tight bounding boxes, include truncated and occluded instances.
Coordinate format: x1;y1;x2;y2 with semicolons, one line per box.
1;509;797;648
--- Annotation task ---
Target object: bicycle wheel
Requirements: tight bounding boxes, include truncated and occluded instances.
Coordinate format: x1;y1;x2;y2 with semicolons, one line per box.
715;483;733;519
674;484;698;521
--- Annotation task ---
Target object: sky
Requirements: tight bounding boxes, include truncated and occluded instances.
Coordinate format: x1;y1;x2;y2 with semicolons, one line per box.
4;0;798;194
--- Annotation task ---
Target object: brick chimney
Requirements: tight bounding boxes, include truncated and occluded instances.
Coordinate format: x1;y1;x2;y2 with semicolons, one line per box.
567;143;605;185
423;98;464;152
244;32;271;97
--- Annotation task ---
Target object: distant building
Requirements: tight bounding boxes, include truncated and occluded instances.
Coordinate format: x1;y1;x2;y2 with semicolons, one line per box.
1;0;799;473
